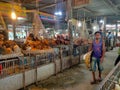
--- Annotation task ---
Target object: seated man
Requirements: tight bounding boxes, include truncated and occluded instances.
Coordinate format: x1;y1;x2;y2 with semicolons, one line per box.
73;38;81;56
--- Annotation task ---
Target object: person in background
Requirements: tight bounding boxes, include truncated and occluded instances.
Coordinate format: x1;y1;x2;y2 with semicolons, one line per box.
107;31;114;49
99;29;105;39
0;41;4;54
107;31;112;39
64;35;70;45
0;35;4;54
13;42;21;53
25;33;36;44
114;46;120;66
56;35;61;45
73;38;81;56
89;31;106;84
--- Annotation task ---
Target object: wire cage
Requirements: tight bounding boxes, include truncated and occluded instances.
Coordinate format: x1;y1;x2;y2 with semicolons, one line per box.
0;53;24;78
22;49;55;70
36;52;55;66
99;62;120;90
78;44;90;55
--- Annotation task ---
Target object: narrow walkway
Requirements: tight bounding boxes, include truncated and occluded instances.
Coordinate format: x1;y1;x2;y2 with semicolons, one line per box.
27;48;118;90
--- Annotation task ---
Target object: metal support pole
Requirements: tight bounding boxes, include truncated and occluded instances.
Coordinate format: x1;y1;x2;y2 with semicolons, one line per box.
0;12;8;40
22;56;26;90
53;53;57;75
67;0;73;67
103;17;107;39
103;17;109;50
115;21;118;46
79;46;81;64
13;21;16;40
59;46;63;72
35;55;38;85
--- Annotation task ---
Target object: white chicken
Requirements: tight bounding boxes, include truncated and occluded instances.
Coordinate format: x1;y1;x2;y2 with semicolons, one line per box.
115;84;120;90
119;78;120;85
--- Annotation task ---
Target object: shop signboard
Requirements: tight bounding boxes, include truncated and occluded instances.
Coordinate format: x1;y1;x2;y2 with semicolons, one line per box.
0;2;26;17
73;0;90;8
0;2;55;22
40;15;56;22
39;12;54;18
39;12;56;22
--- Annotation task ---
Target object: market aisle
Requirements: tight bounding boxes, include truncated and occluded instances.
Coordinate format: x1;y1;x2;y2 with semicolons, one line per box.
28;48;118;90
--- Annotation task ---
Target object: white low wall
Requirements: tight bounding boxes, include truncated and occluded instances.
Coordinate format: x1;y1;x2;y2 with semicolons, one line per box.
0;56;80;90
37;63;55;81
0;74;23;90
25;69;36;86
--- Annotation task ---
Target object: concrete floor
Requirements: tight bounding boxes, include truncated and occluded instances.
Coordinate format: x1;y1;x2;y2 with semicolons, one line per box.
27;48;118;90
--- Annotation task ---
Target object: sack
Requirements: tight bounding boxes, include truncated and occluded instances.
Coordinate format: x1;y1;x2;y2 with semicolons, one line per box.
118;47;120;55
0;64;2;74
84;51;92;68
116;39;120;46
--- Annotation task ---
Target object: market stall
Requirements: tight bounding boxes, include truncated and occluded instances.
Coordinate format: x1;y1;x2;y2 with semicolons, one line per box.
0;0;119;90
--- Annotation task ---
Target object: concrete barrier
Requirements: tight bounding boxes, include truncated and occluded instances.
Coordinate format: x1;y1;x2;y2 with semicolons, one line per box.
0;74;23;90
0;56;80;90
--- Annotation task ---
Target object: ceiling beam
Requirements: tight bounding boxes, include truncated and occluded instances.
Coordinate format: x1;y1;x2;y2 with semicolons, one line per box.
103;0;120;15
39;3;56;10
0;0;13;3
81;7;97;14
22;0;44;4
37;0;67;10
116;4;120;8
73;7;97;16
107;0;120;10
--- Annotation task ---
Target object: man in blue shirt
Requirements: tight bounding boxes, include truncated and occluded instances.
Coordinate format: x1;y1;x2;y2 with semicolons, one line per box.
107;31;114;49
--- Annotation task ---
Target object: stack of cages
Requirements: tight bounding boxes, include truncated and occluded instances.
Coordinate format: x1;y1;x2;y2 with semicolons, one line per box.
22;49;55;70
99;62;120;90
20;11;57;70
0;53;24;78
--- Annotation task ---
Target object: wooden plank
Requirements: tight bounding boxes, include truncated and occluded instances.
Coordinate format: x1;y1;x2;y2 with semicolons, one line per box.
0;2;26;17
0;53;23;60
73;0;90;6
73;0;90;9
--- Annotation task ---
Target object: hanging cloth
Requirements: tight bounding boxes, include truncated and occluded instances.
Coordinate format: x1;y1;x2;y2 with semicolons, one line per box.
32;11;47;38
81;19;89;39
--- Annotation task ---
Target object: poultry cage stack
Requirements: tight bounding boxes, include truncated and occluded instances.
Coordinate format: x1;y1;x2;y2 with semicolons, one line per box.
0;53;24;78
77;44;90;55
99;62;120;90
22;49;55;69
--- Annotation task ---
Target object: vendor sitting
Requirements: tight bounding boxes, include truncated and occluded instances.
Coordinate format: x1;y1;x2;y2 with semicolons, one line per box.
25;33;36;43
114;46;120;66
0;34;5;54
0;42;4;55
73;38;81;56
